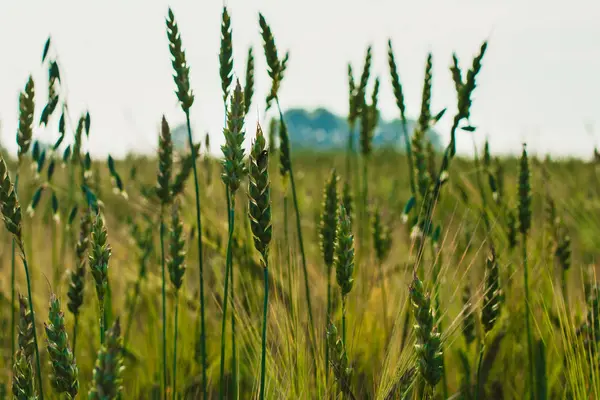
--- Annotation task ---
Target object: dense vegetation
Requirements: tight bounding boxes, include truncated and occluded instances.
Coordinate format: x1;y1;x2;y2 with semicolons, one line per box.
1;6;599;400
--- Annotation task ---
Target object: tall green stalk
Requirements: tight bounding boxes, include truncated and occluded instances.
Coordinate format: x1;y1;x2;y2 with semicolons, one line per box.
166;10;207;396
219;199;235;399
10;172;19;371
159;217;167;400
172;296;179;400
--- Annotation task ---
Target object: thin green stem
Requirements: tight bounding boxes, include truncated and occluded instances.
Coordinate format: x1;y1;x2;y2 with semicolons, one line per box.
400;118;417;198
326;264;332;384
51;215;58;289
219;197;235;400
475;336;486;400
184;110;207;399
342;295;347;347
160;217;168;400
20;250;44;400
523;235;535;400
345;123;355;179
230;224;237;400
378;261;389;341
172;294;180;400
10;171;19;371
123;272;143;348
259;263;269;400
99;303;105;345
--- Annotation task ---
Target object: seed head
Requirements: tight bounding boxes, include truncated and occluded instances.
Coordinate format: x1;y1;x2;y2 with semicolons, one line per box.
462;283;476;346
221;81;247;194
156;116;173;205
68;207;92;316
342;180;353;225
219;7;234;102
335;205;355;297
18;295;35;361
12;349;37;400
326;321;353;397
168;199;186;291
410;274;443;388
17;76;35;162
481;246;502;333
248;123;272;264
166;8;194;112
518;144;532;236
387;39;406;121
88;318;124;400
0;156;23;244
320;169;338;268
372;206;392;263
89;213;111;306
45;294;79;398
244;47;255;115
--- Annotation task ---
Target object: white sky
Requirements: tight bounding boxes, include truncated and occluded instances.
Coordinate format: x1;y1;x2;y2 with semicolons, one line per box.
1;0;600;159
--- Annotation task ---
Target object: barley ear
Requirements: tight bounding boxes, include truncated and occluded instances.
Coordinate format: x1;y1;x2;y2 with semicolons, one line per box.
12;349;37;400
249;123;272;263
320;169;338;267
156;116;173;205
219;6;234;102
166;8;194;112
221;81;247;195
88;318;124;400
410;274;443;388
45;294;79;398
17;76;35;162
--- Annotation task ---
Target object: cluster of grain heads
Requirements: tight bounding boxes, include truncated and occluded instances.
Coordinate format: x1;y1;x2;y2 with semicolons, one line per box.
0;155;44;399
168;199;187;399
89;212;112;345
88;318;124;400
248;123;273;400
320;169;338;381
12;349;37;400
327;322;355;400
335;204;355;345
517;144;536;400
410;274;443;396
67;206;92;353
165;8;206;397
44;294;79;399
219;81;247;399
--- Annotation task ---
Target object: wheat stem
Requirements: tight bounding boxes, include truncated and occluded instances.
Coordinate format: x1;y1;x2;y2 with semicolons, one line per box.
260;262;269;400
172;294;180;400
219;196;235;400
159;216;167;400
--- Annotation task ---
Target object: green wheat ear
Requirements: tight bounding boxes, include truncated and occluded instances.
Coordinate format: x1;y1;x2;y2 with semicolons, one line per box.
462;283;476;346
335;204;355;297
219;6;234;102
0;156;24;246
156;115;173;206
372;205;392;263
221;81;247;195
387;39;406;121
88;318;124;400
12;349;37;400
320;169;338;267
481;246;502;333
18;295;35;361
89;212;111;306
17;76;35;162
45;294;79;398
259;12;288;110
168;199;187;291
244;47;255;115
248;123;272;263
518;144;532;236
68;207;92;316
326;321;353;397
342;180;353;224
410;274;443;389
171;143;200;197
166;8;194;112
